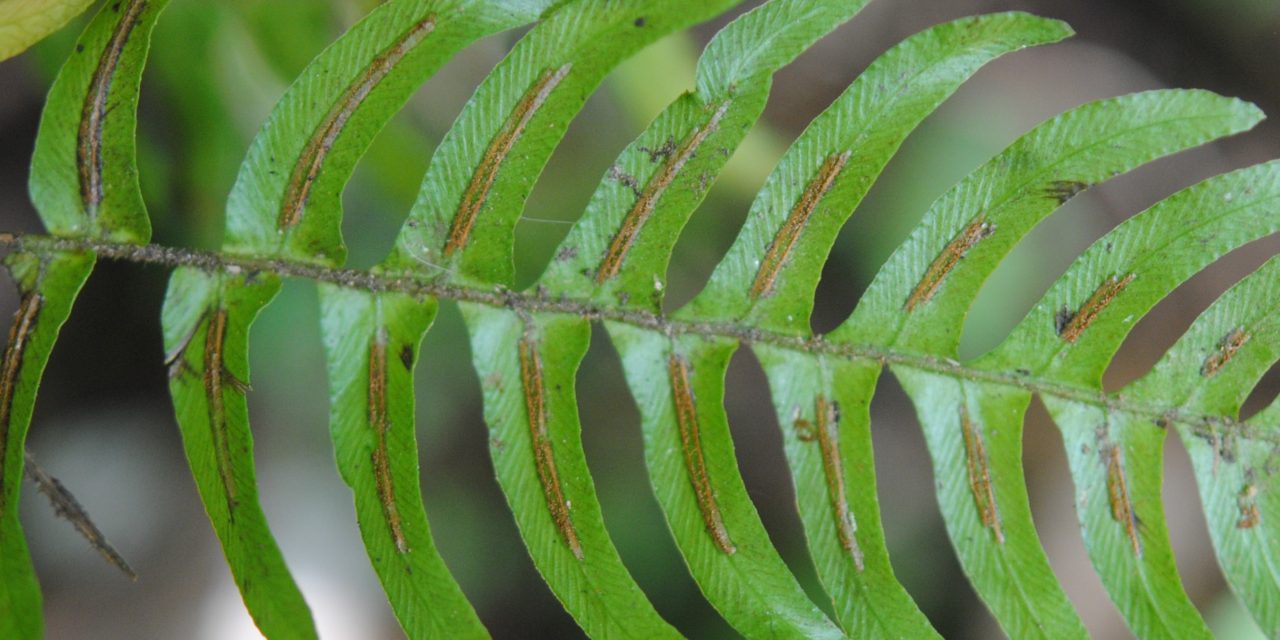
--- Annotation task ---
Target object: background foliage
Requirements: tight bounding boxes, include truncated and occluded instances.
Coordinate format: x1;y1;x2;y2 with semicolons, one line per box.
0;0;1278;637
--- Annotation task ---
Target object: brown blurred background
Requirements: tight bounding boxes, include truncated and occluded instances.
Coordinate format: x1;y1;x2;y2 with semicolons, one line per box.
0;0;1277;637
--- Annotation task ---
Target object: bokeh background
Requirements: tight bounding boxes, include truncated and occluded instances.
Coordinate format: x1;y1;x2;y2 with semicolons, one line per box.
1;0;1278;637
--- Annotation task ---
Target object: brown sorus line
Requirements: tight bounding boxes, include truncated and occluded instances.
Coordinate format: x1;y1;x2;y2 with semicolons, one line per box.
905;216;993;312
444;64;573;257
596;101;731;284
278;14;437;230
518;336;583;559
78;0;148;220
0;292;42;509
1058;273;1135;343
750;152;850;300
1103;444;1142;556
668;354;736;554
961;407;1004;543
1201;328;1250;377
368;336;408;553
203;307;239;512
814;395;863;569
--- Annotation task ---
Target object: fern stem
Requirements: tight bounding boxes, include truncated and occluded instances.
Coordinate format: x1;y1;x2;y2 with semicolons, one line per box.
2;232;1268;445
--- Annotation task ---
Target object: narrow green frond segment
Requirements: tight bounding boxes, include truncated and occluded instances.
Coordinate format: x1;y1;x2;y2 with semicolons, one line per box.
892;370;1088;639
0;250;94;640
29;0;171;243
754;346;938;638
684;13;1071;334
542;0;868;309
1045;398;1210;639
461;305;681;639
1122;255;1280;637
607;324;845;639
162;268;316;640
226;0;554;265
981;160;1280;386
319;287;487;639
0;0;95;61
837;90;1263;354
389;0;736;286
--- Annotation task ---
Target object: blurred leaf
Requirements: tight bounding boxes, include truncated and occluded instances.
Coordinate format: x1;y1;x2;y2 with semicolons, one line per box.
0;0;94;61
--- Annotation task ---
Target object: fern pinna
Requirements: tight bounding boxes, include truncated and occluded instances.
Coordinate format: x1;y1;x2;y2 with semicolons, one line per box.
1;0;1277;638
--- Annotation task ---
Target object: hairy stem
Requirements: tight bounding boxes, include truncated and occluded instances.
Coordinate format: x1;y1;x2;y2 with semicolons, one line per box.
0;232;1266;444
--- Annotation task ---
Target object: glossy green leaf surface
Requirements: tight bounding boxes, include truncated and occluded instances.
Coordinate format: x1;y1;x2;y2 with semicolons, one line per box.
543;0;870;310
755;347;935;638
284;2;575;635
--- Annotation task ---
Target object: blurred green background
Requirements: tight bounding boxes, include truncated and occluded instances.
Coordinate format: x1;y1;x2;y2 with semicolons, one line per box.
1;0;1278;637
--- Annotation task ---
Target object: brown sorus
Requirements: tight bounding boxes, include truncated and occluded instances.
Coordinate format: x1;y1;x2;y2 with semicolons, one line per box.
668;354;736;554
750;152;850;300
444;64;572;257
519;336;583;559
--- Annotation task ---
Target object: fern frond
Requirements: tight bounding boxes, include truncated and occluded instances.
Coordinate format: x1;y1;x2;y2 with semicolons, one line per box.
4;0;1280;638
